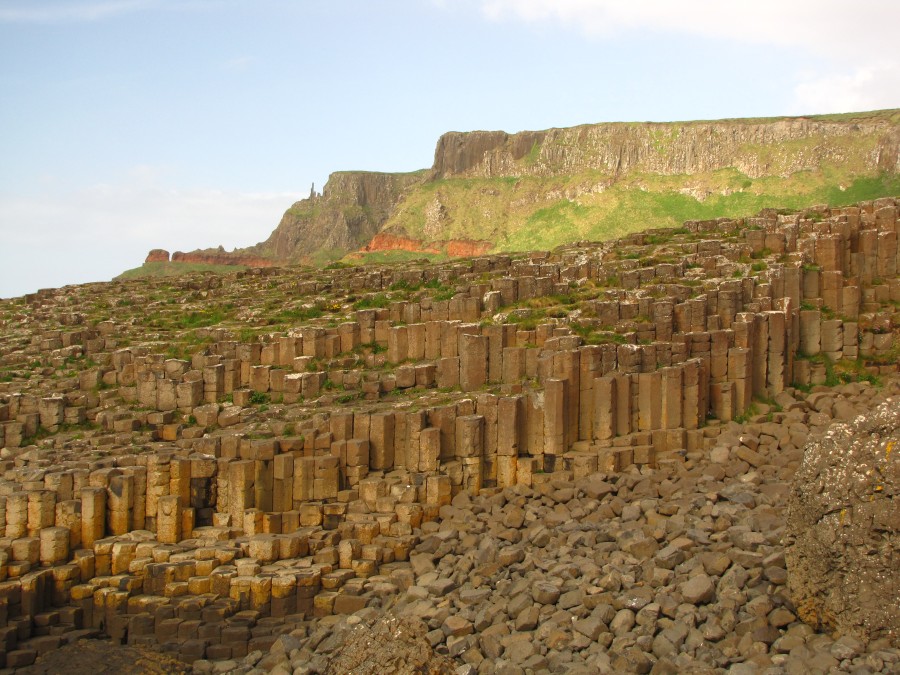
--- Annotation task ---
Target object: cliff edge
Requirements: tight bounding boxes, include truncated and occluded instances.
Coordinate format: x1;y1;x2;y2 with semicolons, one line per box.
143;110;900;269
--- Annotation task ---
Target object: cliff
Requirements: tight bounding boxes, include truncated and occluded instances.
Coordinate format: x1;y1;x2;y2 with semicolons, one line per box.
382;110;899;253
143;110;900;269
431;115;900;179
246;170;427;264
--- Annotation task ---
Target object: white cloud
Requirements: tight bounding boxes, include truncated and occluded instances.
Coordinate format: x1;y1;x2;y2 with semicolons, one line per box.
0;175;296;298
791;62;900;115
478;0;899;56
478;0;900;115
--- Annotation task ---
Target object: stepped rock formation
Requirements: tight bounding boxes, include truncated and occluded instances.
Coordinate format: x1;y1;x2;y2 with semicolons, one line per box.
143;110;899;270
2;197;899;673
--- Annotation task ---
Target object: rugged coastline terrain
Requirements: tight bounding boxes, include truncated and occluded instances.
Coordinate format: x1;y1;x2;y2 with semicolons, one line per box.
1;197;898;673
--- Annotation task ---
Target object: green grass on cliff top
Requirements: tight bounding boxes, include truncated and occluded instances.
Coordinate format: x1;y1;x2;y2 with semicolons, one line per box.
533;108;900;131
720;108;900;124
115;261;248;281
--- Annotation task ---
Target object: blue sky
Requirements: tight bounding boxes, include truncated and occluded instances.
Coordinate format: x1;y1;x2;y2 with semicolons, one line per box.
1;0;898;299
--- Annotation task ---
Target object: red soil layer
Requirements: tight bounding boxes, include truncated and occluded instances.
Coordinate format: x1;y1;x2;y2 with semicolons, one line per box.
364;233;441;254
364;234;492;258
446;240;492;257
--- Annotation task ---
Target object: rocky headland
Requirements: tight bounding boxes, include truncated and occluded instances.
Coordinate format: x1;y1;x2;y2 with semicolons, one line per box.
137;110;899;273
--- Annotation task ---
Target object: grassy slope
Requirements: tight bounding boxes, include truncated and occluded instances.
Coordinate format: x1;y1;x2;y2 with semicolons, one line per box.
502;173;900;252
344;250;450;266
115;262;248;280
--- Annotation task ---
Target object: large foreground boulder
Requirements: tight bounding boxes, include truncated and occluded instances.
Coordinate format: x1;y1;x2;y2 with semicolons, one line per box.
786;396;900;646
324;614;456;674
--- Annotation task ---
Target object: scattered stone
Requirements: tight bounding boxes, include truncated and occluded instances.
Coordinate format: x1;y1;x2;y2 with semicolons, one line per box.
681;574;716;605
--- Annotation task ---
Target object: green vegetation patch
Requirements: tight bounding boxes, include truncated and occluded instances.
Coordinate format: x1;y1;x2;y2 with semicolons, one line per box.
504;200;591;251
347;250;448;266
266;305;324;325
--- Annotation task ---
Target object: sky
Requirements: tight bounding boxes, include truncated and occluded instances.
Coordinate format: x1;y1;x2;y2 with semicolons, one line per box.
0;0;898;299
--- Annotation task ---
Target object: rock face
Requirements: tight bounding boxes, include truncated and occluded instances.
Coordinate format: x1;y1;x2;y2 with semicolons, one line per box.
432;117;900;179
446;239;492;257
261;112;897;262
361;233;492;258
251;171;427;261
786;397;900;646
144;249;170;263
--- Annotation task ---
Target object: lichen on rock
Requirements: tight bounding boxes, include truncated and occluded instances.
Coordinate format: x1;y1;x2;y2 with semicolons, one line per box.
323;613;456;675
785;397;900;646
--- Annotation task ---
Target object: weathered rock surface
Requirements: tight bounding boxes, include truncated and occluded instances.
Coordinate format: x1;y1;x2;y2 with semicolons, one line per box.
360;233;492;259
251;171;427;262
432;117;899;179
242;377;900;675
144;249;170;263
18;638;191;674
786;397;900;647
322;614;456;674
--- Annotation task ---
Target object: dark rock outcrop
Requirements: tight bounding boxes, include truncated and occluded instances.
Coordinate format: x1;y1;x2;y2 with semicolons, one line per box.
786;397;900;646
432;129;542;177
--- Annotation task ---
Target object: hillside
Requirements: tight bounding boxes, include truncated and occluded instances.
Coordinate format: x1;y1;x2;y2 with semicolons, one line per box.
137;110;899;273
